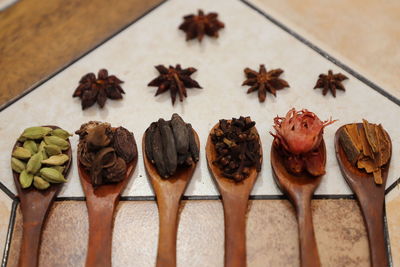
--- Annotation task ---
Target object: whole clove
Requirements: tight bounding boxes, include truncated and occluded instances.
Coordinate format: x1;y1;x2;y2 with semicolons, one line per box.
145;113;199;179
211;116;261;182
75;121;137;186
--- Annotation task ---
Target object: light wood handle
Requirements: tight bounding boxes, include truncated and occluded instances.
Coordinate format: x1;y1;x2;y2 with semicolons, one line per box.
295;197;321;267
85;200;116;267
19;221;43;267
155;194;181;267
222;195;248;267
359;197;389;267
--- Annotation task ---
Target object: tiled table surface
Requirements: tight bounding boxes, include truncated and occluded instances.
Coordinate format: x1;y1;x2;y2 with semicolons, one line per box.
1;0;399;266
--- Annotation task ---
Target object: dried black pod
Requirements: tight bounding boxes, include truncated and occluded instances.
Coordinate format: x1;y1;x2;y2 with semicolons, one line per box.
104;157;126;182
113;127;137;162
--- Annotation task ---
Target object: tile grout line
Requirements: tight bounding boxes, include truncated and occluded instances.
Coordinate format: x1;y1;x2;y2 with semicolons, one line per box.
240;0;400;107
0;182;15;201
1;199;18;267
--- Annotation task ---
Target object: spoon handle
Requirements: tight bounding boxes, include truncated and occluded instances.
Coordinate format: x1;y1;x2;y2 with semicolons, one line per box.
295;197;321;267
358;196;389;267
222;194;248;267
19;219;45;267
85;196;118;267
155;194;181;267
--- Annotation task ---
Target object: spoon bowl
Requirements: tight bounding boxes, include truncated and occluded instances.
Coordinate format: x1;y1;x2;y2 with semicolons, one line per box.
271;140;326;267
143;128;199;267
206;121;262;267
78;130;138;267
334;124;391;267
12;125;72;267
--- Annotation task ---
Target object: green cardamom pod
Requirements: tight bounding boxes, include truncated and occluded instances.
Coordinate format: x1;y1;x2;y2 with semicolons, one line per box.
19;170;33;188
11;157;26;173
41;154;69;166
39;168;67;183
44;136;69;150
44;144;62;156
22;126;52;140
38;141;48;160
26;153;42;174
33;176;50;190
18;135;27;142
50;129;72;140
23;140;38;154
12;147;31;160
51;166;65;173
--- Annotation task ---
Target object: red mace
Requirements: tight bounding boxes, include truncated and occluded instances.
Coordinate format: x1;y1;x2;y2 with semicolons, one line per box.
271;108;336;176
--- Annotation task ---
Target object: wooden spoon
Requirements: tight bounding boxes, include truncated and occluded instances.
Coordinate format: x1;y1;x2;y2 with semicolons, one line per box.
205;122;262;267
271;140;326;267
142;129;199;267
78;137;138;267
12;126;72;267
334;124;391;267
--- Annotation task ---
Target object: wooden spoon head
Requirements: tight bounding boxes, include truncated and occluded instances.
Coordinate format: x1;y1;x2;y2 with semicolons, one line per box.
78;132;138;199
270;140;325;200
334;124;391;198
12;125;72;214
205;121;262;198
142;129;200;199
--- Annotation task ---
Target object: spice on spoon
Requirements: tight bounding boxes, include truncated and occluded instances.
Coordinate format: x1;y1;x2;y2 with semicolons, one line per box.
338;120;390;184
270;108;335;176
210;116;261;182
11;126;72;190
75;121;137;186
144;113;199;179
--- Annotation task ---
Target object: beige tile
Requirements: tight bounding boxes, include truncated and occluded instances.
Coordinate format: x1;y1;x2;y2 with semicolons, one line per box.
0;190;12;259
386;184;400;267
7;199;371;267
250;0;400;98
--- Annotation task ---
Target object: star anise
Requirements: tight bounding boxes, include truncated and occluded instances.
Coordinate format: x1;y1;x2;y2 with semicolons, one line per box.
72;69;125;110
179;9;225;42
148;64;202;105
242;64;289;102
314;70;348;97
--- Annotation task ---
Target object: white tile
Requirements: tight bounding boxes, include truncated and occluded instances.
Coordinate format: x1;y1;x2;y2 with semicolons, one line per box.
0;190;12;258
0;0;399;197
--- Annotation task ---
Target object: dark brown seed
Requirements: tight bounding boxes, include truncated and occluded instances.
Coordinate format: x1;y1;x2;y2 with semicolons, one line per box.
171;113;189;154
158;119;178;176
104;157;126;182
145;123;157;163
187;124;199;162
151;125;168;178
113;127;137;162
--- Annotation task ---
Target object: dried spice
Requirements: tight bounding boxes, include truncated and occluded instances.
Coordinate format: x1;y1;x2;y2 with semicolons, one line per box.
11;126;71;190
271;109;335;176
179;9;225;42
338;120;391;184
76;121;137;186
211;117;261;182
242;65;289;102
73;69;125;110
145;113;199;179
148;65;202;105
314;70;348;97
